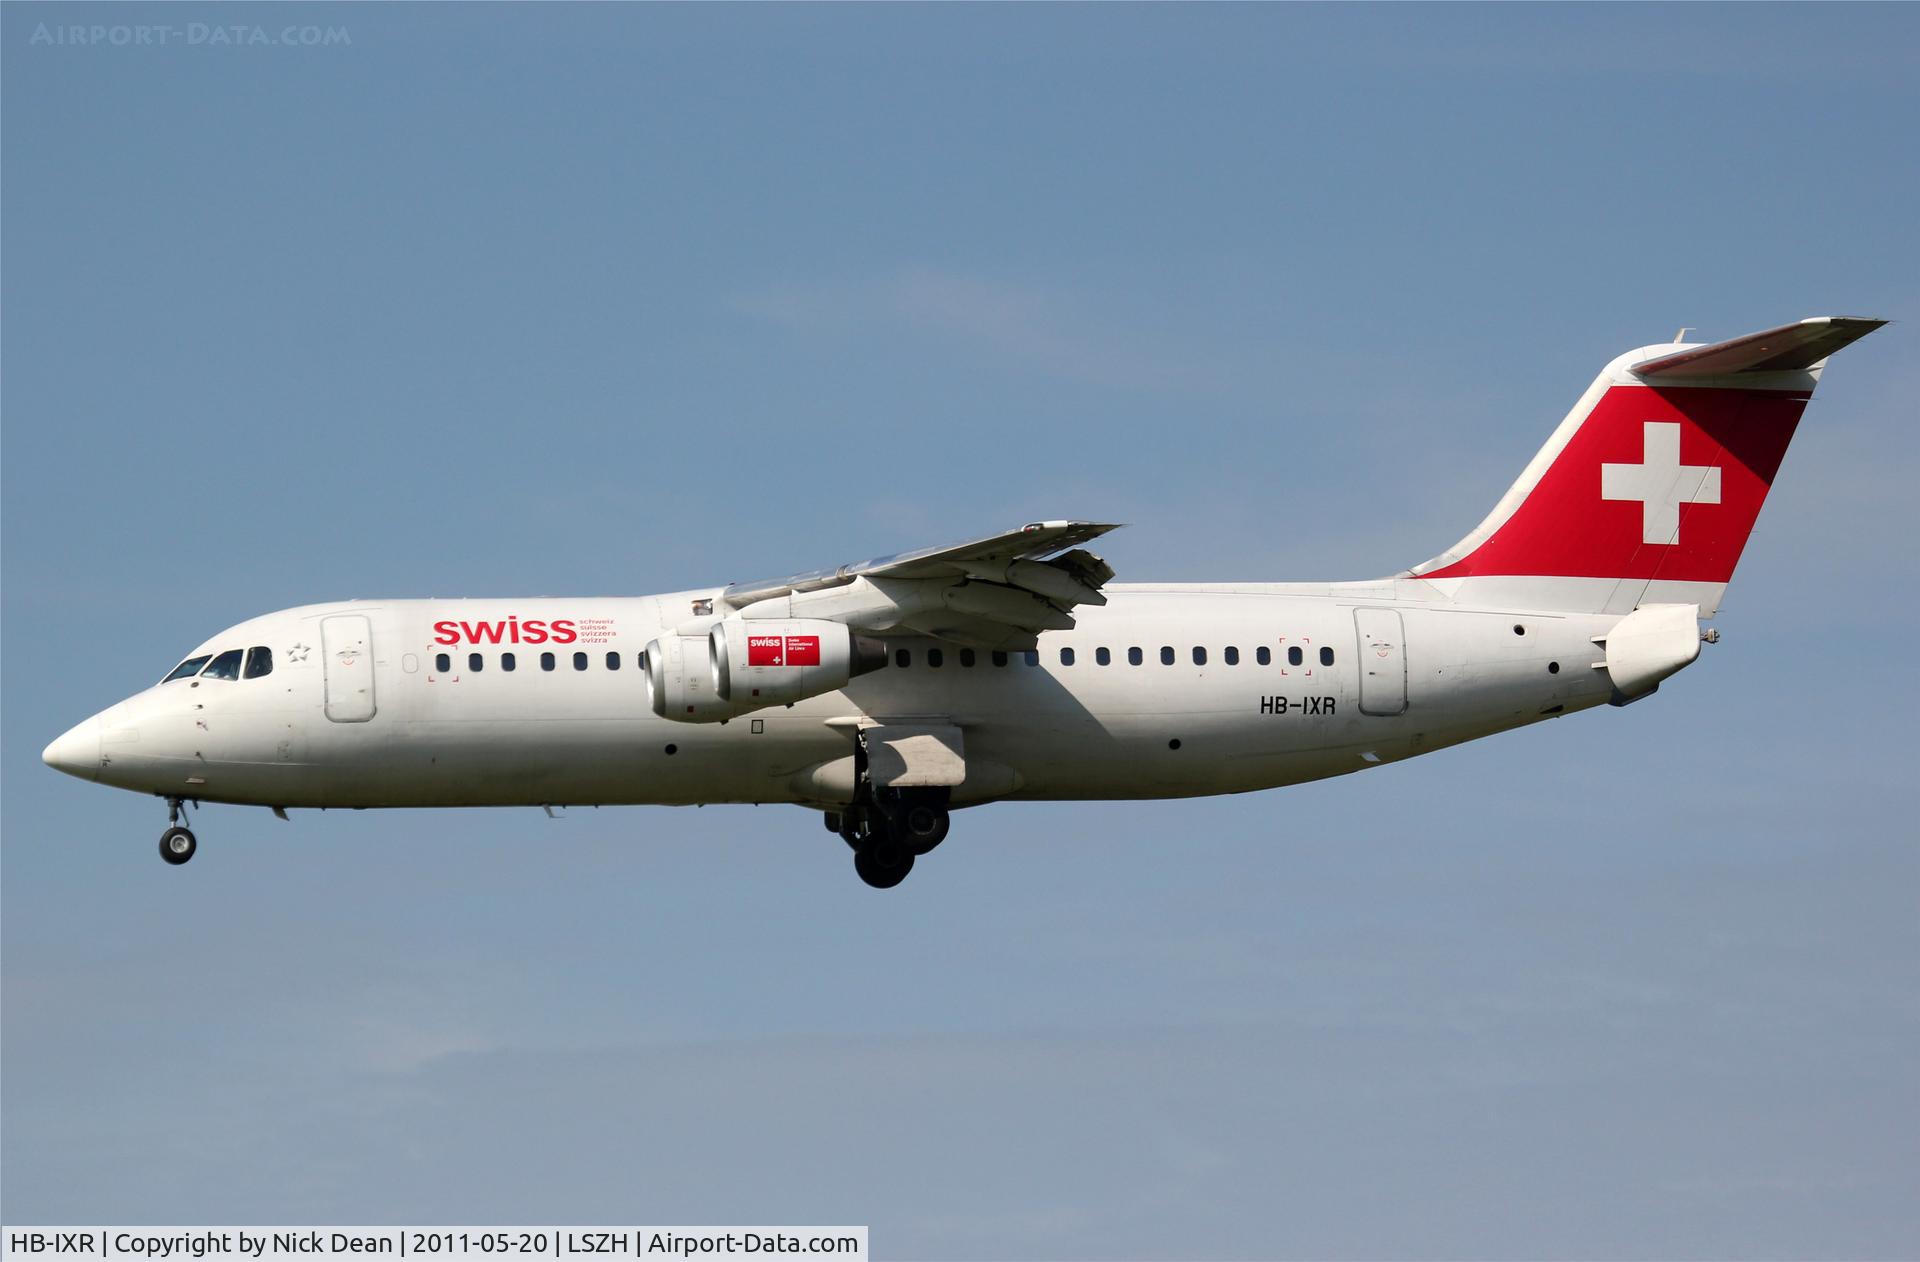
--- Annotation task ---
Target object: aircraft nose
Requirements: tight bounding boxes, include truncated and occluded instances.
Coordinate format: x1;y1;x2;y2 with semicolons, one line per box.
43;716;102;781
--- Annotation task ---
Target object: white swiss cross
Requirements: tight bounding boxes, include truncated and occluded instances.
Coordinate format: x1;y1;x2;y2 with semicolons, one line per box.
1601;421;1722;545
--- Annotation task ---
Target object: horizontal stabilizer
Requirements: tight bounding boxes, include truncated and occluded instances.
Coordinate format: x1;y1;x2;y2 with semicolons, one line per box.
1632;317;1886;378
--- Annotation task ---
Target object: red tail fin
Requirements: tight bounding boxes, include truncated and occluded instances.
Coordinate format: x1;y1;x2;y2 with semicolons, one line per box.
1408;318;1884;616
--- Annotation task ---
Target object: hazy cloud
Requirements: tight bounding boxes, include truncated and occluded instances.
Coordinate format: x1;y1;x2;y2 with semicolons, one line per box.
730;266;1236;391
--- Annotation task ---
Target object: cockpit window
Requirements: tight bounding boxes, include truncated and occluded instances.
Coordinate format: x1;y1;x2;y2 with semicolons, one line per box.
243;646;273;679
201;648;244;681
162;655;212;683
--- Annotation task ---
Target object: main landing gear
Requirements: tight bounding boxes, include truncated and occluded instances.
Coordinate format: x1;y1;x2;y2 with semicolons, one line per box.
827;786;951;890
158;797;197;866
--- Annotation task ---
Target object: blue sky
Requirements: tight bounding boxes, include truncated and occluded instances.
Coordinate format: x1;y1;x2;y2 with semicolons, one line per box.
3;4;1916;1256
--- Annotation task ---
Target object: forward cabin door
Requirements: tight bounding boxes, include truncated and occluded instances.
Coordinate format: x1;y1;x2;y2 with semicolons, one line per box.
1354;608;1408;716
321;614;378;722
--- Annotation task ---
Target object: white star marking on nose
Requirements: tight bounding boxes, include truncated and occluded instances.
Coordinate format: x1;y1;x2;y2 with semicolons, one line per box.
287;643;311;662
1601;421;1722;545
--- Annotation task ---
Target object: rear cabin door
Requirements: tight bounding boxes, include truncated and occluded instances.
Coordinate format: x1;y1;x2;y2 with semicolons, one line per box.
321;614;378;722
1354;608;1408;716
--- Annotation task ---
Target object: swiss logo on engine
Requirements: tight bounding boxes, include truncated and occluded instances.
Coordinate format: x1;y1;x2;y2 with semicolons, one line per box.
747;635;821;667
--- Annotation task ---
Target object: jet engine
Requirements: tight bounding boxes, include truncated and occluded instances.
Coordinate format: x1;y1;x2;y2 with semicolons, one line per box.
641;632;737;722
710;619;887;707
643;619;886;723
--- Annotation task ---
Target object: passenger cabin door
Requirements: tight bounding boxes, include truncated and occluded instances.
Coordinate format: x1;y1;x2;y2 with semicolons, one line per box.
321;614;378;722
1354;608;1408;716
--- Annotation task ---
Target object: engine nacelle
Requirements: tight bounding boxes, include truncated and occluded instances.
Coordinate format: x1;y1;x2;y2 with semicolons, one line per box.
709;619;887;708
642;633;741;723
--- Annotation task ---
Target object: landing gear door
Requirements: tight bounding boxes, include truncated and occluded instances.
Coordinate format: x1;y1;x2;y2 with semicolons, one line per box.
866;723;966;788
1354;608;1408;716
321;614;378;723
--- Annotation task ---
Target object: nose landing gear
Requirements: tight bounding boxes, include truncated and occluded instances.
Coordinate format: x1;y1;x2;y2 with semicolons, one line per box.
158;797;197;866
160;827;197;865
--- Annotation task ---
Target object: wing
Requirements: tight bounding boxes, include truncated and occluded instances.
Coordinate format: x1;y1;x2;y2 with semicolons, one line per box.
721;520;1122;649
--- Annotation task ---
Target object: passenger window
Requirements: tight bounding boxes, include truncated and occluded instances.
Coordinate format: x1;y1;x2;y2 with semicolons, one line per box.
1023;650;1039;667
573;652;588;671
1224;646;1239;666
243;646;274;679
959;648;976;667
502;652;516;672
1320;646;1335;666
201;649;244;681
896;648;911;668
1288;646;1304;666
541;652;556;671
1096;647;1111;665
606;651;621;671
1128;647;1143;665
991;650;1008;667
1193;647;1207;666
1256;646;1271;665
1160;646;1174;665
928;648;945;668
468;653;484;673
163;655;213;683
1060;647;1075;666
435;653;451;673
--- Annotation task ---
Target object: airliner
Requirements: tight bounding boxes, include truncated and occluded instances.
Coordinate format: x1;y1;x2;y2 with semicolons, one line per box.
43;317;1884;887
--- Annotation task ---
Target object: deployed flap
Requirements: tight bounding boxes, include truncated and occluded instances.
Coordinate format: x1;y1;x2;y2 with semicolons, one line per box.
865;723;966;788
1632;317;1885;378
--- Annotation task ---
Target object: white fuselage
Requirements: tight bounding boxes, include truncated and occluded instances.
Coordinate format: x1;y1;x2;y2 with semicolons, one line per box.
59;583;1622;812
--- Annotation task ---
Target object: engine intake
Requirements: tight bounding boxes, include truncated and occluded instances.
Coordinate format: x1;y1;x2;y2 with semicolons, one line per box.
642;633;738;722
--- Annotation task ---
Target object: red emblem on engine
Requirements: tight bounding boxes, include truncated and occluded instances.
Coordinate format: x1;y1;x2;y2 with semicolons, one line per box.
746;634;820;667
